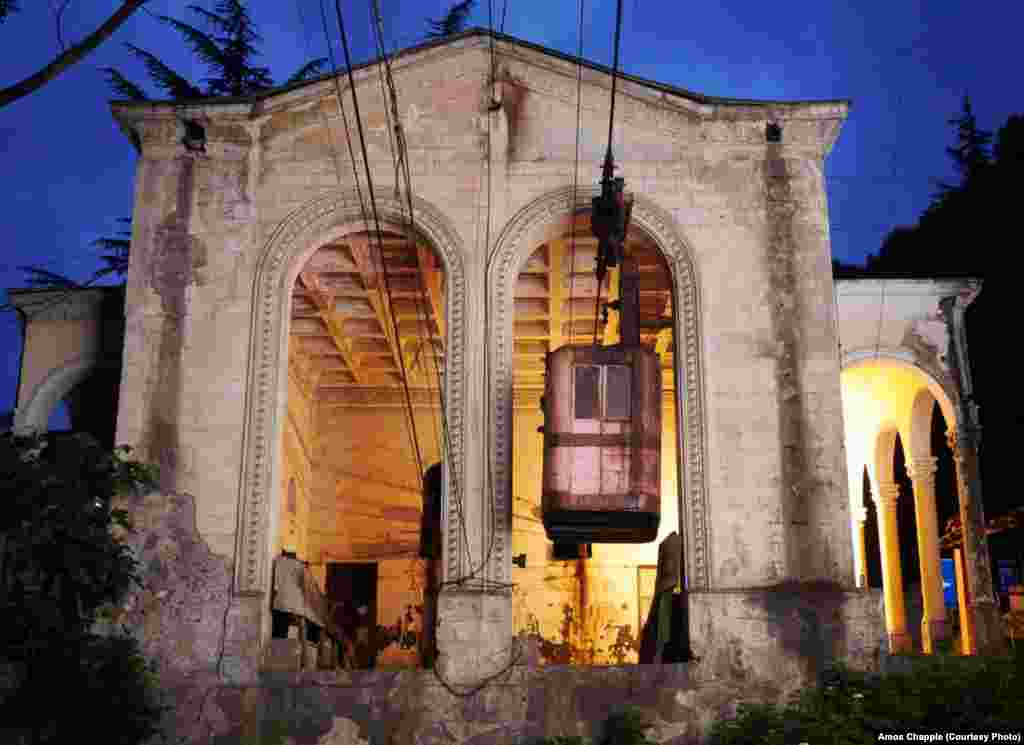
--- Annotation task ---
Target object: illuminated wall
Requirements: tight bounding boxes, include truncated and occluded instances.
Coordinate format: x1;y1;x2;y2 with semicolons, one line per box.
511;397;681;664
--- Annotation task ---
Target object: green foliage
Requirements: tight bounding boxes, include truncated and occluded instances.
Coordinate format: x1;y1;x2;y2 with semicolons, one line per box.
943;96;993;190
863;102;1023;279
596;707;657;745
707;656;1024;745
20;216;133;290
0;432;165;745
426;0;476;38
103;0;325;101
241;717;292;745
91;217;132;282
526;705;656;745
0;0;19;25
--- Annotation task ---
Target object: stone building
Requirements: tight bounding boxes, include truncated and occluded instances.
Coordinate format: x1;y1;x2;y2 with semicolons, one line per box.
6;28;1002;744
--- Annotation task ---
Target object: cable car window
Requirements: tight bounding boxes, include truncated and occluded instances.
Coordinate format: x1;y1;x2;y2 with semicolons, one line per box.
574;365;601;420
605;365;631;420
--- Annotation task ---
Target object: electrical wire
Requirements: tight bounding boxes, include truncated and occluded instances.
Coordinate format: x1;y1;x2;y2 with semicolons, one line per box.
363;5;524;695
605;0;625;164
330;0;427;493
568;0;586;346
591;0;626;347
317;0;371;230
365;0;472;582
366;0;514;594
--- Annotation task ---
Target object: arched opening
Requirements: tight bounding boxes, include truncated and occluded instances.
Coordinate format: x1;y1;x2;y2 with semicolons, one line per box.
17;359;120;449
47;401;71;432
269;227;447;671
510;212;681;665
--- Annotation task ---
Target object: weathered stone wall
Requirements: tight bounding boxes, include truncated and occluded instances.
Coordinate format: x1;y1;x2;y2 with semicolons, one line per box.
134;659;874;745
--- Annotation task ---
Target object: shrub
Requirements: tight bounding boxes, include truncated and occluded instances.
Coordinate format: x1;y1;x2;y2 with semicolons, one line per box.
0;432;165;745
527;705;657;745
707;652;1024;745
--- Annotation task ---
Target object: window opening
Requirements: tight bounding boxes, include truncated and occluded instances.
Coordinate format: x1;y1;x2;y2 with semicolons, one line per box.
574;364;632;421
605;364;631;420
574;365;601;420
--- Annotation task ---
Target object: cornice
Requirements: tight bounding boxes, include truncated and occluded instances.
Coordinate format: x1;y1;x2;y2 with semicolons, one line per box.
7;287;121;322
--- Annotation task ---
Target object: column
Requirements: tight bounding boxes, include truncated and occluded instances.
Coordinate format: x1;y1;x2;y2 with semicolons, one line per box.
947;429;1006;655
907;455;948;652
953;547;975;655
876;481;912;653
852;505;869;589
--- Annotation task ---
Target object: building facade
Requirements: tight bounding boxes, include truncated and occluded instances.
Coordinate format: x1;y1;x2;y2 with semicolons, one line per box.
6;29;1002;744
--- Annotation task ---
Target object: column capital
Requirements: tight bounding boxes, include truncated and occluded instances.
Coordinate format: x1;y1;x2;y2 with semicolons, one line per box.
875;481;901;511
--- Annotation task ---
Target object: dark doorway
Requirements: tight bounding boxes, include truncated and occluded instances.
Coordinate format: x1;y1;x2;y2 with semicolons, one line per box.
326;563;378;669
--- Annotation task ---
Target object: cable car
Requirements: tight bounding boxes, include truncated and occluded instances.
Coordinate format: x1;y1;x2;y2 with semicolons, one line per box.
540;161;662;544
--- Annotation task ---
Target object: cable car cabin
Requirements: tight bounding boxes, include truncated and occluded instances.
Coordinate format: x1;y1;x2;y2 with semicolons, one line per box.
541;343;661;543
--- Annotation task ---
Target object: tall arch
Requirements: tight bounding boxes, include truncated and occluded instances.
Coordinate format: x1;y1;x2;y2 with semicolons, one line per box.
235;189;468;596
487;186;710;588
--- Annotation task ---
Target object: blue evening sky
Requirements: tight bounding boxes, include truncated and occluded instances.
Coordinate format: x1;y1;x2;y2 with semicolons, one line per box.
1;0;1021;420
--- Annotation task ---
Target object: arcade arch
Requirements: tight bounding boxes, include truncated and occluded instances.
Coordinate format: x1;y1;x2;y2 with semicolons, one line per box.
841;355;962;653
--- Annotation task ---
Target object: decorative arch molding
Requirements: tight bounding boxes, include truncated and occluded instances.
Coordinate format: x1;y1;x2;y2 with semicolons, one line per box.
840;347;960;439
235;189;468;595
13;355;107;435
487;186;711;589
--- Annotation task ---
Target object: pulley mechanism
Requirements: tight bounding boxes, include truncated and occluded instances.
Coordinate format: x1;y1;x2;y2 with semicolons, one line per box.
591;147;634;288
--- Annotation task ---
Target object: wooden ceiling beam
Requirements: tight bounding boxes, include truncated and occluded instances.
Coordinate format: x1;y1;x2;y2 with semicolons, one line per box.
298;271;363;385
348;237;408;386
416;244;446;342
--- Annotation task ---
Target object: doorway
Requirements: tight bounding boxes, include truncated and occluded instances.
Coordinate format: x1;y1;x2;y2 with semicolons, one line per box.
326;563;378;669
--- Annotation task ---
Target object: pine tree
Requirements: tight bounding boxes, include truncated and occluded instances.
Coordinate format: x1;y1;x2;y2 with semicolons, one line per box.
940;95;992;193
0;0;19;24
103;0;326;101
20;218;132;290
426;0;476;39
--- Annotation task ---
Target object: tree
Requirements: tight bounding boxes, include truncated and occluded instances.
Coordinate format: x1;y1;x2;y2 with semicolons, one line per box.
0;0;151;109
426;0;476;39
855;105;1024;519
0;0;20;24
18;218;132;290
862;99;1022;280
0;432;164;744
941;96;992;193
104;0;327;101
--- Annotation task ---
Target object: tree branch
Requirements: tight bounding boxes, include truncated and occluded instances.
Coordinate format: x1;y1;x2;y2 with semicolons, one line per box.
0;0;149;109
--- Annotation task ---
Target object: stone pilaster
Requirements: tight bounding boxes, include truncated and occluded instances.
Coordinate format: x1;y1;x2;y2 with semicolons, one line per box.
435;588;515;688
946;429;1006;655
851;505;869;589
907;455;948;651
941;283;1005;655
876;481;911;652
